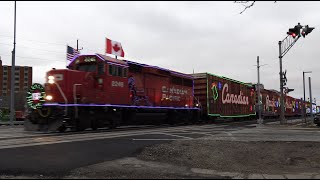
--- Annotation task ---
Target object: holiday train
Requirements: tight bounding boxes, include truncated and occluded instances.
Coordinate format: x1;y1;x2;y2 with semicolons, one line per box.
25;54;309;132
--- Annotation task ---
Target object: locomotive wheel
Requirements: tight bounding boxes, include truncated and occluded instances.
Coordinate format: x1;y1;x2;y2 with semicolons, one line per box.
167;111;178;125
91;119;98;130
108;110;121;129
58;125;67;133
75;118;86;131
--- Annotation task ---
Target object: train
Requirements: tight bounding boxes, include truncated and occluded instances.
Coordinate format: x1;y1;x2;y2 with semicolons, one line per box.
24;53;310;132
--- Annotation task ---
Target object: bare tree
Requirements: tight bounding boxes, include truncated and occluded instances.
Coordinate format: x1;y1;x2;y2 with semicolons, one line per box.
235;1;276;14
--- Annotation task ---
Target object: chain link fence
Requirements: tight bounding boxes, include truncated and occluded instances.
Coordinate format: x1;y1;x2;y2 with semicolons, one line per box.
0;91;28;122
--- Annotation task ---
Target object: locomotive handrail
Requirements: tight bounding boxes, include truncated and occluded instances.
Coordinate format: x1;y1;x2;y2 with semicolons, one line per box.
53;82;68;116
73;84;82;119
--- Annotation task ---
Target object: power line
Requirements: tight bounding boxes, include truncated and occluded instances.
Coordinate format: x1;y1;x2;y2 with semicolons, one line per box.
0;34;66;46
0;54;66;63
0;42;65;55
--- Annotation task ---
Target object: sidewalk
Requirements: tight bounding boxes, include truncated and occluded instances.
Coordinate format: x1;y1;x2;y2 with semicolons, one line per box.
190;168;320;179
258;118;318;128
0;121;24;126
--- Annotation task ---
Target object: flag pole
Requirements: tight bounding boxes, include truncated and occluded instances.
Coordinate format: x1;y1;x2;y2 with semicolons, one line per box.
66;44;68;67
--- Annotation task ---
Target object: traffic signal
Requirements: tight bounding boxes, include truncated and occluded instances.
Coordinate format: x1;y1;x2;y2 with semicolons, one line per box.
301;25;315;38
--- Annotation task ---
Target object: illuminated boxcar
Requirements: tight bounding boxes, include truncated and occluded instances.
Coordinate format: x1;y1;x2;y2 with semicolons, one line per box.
192;73;256;121
259;89;280;118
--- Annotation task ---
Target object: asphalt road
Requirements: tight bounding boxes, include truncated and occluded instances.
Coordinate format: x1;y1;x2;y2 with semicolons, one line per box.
0;118;282;177
0;136;166;177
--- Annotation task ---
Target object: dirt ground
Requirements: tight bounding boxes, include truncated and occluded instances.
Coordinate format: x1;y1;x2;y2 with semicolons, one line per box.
137;140;320;175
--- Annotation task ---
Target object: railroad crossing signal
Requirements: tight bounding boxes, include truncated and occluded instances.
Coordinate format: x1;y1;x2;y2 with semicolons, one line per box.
282;70;287;86
284;87;294;94
287;23;302;38
287;28;298;38
301;25;315;38
287;88;294;93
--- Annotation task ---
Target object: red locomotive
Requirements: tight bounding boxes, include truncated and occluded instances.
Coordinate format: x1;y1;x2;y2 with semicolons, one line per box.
25;54;200;132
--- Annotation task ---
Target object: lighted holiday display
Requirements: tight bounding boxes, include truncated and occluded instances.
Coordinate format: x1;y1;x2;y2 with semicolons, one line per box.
26;83;46;109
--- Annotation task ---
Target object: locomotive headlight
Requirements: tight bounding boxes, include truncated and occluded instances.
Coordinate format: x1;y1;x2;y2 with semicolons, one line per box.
46;95;53;101
48;76;54;80
48;76;55;84
195;103;199;107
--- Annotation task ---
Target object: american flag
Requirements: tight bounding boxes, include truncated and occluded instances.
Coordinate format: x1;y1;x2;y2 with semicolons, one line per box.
67;45;80;61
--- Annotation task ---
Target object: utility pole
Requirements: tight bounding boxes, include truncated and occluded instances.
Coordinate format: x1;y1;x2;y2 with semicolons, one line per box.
10;1;17;126
309;77;313;124
303;72;306;123
256;56;263;126
279;41;286;125
303;71;312;124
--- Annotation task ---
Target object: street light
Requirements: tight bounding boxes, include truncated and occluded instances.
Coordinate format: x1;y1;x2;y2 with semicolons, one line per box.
10;1;17;126
303;71;312;123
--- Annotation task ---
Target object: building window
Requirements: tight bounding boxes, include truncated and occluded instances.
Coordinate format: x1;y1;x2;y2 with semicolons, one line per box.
24;87;28;91
14;88;19;91
3;72;7;75
24;83;28;86
15;67;20;70
15;78;19;81
15;72;20;76
15;83;19;86
3;77;7;80
3;82;7;86
24;77;28;81
3;66;7;70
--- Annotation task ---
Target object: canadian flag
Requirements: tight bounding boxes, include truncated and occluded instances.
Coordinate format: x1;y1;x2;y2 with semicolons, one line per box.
106;38;125;57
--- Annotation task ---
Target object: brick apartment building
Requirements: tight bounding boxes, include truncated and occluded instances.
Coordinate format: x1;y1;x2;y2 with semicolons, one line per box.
0;56;32;110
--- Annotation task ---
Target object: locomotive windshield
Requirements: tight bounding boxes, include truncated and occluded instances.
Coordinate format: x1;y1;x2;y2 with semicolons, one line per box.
76;63;96;72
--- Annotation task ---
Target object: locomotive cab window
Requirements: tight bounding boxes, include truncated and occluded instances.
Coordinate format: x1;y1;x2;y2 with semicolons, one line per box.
117;66;123;77
123;68;128;77
98;63;105;75
109;65;117;76
109;65;127;78
76;63;97;72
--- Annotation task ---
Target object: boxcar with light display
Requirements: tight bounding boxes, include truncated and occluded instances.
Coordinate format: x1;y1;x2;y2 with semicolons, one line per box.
192;73;256;121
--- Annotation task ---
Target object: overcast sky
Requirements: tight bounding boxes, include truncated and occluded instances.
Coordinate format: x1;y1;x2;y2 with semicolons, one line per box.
0;1;319;103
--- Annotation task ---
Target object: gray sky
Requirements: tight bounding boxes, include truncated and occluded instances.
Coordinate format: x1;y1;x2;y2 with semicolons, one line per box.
0;1;319;103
